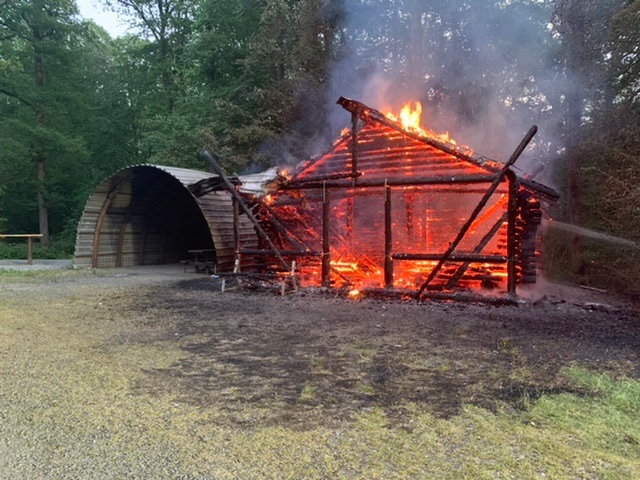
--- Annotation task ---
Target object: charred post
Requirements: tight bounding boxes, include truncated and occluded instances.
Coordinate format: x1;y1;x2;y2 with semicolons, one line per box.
351;113;359;184
384;183;393;288
232;196;240;267
507;171;518;295
322;183;331;287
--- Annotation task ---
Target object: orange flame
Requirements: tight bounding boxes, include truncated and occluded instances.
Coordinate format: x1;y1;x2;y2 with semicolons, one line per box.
278;168;292;180
386;101;458;145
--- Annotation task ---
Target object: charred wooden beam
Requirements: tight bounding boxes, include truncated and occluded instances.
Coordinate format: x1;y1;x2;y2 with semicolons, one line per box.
393;253;508;263
232;197;240;266
506;171;518;295
239;249;321;256
384;183;393;288
282;174;497;190
294;172;361;184
322;183;331;287
201;149;290;272
415;125;538;298
351;113;359;182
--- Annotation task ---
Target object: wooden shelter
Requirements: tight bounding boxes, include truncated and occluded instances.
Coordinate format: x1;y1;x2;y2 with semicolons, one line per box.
225;97;559;296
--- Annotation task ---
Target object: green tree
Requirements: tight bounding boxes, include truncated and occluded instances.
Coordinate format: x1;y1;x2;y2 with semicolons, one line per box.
0;0;84;246
547;0;640;293
0;2;139;249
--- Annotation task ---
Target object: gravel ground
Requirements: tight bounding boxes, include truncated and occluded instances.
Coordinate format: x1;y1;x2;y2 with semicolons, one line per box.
0;259;73;271
0;266;638;478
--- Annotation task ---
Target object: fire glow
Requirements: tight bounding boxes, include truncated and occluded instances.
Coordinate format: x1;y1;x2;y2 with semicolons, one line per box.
386;101;457;145
240;97;549;298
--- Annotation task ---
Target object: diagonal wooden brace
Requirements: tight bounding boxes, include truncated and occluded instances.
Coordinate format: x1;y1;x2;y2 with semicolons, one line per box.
201;149;290;272
415;125;537;298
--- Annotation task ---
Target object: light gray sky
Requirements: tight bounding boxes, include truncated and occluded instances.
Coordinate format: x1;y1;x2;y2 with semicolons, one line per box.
76;0;129;38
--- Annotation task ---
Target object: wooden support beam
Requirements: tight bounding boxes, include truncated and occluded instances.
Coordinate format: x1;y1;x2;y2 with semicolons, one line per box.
282;174;497;190
239;249;321;257
92;177;128;268
507;170;518;296
233;197;240;269
202;149;290;272
393;253;508;263
351;113;359;184
384;183;393;288
322;183;331;287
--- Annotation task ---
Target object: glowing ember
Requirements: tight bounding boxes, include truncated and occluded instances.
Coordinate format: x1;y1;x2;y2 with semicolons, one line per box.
278;168;292;180
348;289;361;299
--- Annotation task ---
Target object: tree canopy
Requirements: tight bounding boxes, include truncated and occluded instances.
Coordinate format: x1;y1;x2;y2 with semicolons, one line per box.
0;0;638;292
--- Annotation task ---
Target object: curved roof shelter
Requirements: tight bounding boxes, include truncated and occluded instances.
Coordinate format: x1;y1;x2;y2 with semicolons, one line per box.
74;164;256;270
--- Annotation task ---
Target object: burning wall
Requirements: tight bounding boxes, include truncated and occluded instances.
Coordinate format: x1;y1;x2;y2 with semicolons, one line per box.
229;97;558;296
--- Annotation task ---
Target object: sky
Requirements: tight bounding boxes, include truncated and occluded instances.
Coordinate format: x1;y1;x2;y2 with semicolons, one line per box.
75;0;129;38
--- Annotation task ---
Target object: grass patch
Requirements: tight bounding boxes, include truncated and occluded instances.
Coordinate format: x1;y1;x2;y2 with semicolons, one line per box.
299;384;317;402
356;382;376;396
524;366;640;459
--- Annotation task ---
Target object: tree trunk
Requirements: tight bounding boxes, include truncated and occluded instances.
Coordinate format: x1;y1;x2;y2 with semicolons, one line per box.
34;33;50;247
37;157;49;247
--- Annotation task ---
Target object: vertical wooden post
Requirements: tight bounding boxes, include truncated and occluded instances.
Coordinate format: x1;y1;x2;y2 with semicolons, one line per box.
322;183;331;287
506;170;518;296
351;113;359;183
232;197;240;270
347;113;358;248
27;236;33;265
384;182;393;288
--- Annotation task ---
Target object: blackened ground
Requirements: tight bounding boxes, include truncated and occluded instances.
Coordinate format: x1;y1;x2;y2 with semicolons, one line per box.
127;274;640;429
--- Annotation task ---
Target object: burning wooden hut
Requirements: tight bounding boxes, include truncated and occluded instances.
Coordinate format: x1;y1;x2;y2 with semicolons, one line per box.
212;97;559;297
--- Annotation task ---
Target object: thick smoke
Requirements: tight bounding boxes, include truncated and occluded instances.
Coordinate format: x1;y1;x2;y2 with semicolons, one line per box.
327;0;573;184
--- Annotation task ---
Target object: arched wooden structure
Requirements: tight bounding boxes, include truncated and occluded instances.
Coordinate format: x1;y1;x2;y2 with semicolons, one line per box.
74;165;256;270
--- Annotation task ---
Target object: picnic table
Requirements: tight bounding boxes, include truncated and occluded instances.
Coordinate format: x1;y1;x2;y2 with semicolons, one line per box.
183;249;217;273
0;234;43;265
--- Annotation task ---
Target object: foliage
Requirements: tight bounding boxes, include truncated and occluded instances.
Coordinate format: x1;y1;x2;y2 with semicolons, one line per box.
547;0;640;295
0;0;638;293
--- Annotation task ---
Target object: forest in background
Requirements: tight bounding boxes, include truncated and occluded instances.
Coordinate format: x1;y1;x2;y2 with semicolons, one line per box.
1;0;639;294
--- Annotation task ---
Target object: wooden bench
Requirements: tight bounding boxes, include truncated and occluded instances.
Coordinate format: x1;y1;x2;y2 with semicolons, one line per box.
0;234;43;265
184;249;217;274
